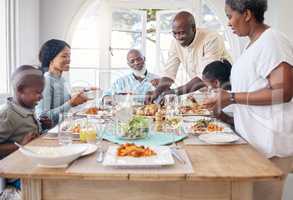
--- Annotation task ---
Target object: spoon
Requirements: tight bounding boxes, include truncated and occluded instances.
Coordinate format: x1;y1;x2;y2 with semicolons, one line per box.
14;142;35;154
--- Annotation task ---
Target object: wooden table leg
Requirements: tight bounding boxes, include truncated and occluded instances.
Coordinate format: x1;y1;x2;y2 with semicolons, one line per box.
21;178;42;200
231;181;253;200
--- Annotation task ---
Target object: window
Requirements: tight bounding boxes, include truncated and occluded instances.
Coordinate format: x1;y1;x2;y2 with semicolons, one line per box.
200;1;231;53
200;0;245;61
68;0;241;90
0;0;8;94
109;9;146;84
69;0;101;88
156;10;191;86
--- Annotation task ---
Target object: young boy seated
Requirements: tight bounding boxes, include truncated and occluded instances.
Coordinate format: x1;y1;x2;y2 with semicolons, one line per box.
0;65;51;191
201;59;234;125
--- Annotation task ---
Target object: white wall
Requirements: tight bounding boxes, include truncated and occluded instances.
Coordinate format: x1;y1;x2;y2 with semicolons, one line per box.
17;0;39;66
267;0;293;42
10;0;293;67
38;0;293;43
39;0;87;45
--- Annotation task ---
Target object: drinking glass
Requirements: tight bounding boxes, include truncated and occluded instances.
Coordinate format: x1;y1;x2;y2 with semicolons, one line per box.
84;117;97;144
96;121;106;146
164;94;182;149
164;109;183;149
58;113;73;145
103;95;116;117
95;121;106;162
164;94;179;109
103;96;114;109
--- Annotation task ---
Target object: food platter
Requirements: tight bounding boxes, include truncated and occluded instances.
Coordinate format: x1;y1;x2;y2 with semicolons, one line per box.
183;116;233;135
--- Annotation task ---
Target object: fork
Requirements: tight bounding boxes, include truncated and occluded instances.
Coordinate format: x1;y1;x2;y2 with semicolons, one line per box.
170;148;186;164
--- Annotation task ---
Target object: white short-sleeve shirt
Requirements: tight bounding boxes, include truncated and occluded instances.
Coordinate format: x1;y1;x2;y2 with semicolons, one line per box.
231;28;293;158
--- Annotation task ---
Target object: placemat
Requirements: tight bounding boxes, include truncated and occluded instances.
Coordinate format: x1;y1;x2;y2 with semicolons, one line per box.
67;148;194;175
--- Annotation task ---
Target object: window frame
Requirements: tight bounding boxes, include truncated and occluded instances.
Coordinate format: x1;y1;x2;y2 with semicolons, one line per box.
109;8;147;69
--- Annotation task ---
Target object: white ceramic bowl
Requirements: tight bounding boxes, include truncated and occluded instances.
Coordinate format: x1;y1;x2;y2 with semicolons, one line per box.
19;144;88;168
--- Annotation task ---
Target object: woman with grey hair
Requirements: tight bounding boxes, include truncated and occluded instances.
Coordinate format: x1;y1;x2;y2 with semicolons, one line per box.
205;0;293;199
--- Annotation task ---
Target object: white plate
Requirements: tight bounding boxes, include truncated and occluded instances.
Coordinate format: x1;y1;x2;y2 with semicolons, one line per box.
82;144;98;156
198;133;240;144
73;144;98;156
183;116;203;123
182;116;233;135
180;109;212;116
75;110;112;118
103;146;174;167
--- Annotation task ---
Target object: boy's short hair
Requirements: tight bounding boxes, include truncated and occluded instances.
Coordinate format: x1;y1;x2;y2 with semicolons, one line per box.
11;65;44;92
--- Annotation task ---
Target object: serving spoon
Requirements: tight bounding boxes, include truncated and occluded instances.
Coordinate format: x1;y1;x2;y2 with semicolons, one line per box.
14;142;35;154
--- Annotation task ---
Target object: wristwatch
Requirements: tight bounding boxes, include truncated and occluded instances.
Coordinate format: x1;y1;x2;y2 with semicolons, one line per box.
229;92;236;103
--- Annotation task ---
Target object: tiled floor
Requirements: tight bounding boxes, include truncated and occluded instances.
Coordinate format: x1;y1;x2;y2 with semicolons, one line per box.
283;173;293;200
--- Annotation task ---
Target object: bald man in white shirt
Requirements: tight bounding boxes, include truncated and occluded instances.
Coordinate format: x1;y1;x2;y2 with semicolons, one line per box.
145;11;231;103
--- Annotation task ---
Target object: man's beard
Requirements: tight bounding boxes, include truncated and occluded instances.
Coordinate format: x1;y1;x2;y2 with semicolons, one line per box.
131;65;147;78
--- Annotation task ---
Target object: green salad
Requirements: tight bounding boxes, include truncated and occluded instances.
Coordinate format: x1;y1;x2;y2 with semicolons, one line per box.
120;116;149;139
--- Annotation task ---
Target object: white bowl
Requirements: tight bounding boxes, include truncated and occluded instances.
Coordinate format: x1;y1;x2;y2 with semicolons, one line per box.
19;144;88;168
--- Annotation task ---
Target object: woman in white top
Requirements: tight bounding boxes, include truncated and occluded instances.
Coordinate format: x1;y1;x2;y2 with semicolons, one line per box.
205;0;293;199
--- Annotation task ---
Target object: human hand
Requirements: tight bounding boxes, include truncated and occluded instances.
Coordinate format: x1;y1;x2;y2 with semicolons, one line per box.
144;91;158;104
203;88;231;115
150;79;160;87
161;89;175;96
83;86;99;92
20;132;38;145
39;115;53;130
70;92;88;107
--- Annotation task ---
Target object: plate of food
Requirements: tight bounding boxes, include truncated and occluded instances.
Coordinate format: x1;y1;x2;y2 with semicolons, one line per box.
60;118;86;134
179;94;212;116
179;104;212;116
76;107;112;118
102;143;174;167
183;117;232;135
46;120;85;140
133;104;160;117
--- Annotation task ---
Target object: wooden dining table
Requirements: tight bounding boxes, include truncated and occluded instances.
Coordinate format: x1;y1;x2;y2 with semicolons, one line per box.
0;135;282;200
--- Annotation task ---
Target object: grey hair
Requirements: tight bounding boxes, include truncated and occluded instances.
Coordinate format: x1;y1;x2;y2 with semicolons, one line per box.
127;49;144;59
225;0;267;23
